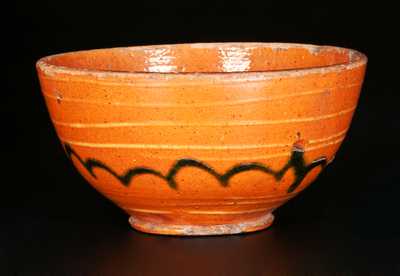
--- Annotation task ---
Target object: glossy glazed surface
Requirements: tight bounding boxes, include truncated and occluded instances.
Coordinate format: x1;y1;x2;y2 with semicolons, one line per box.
36;43;367;235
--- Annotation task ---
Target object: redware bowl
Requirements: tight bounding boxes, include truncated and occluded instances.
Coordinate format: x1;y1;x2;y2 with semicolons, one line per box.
36;43;367;235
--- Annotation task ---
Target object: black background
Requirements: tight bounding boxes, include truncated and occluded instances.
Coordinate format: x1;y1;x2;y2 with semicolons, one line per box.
4;1;399;275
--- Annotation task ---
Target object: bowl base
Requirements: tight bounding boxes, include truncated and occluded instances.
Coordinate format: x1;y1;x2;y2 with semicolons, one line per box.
128;212;274;236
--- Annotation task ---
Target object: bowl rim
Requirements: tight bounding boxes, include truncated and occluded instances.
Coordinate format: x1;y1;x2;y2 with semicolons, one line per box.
36;42;367;82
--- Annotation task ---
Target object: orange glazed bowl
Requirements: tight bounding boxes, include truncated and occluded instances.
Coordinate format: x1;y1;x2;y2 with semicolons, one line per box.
36;43;367;235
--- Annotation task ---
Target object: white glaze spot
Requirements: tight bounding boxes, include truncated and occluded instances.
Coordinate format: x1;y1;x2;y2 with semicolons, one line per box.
219;46;252;72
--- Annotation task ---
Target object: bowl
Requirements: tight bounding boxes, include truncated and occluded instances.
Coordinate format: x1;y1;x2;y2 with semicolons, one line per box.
36;43;367;235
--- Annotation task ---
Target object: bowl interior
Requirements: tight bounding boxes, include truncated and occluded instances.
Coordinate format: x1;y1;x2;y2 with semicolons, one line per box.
42;43;362;74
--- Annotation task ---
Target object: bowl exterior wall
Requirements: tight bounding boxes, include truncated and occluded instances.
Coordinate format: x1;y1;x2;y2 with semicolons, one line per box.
37;56;366;233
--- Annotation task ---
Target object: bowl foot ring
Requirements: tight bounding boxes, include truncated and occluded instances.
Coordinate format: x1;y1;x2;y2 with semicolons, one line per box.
129;212;274;236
